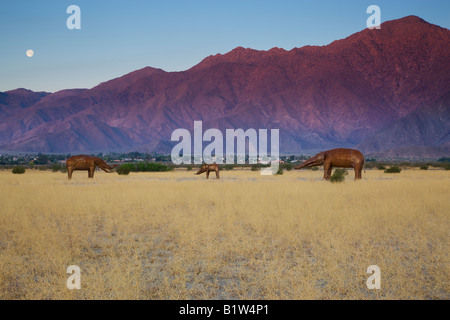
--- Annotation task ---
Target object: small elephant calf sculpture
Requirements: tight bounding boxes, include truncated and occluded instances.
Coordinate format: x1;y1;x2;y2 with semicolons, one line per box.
195;164;220;179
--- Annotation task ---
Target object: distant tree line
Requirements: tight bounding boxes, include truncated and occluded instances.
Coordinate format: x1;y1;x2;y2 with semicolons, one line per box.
1;151;450;171
117;162;172;175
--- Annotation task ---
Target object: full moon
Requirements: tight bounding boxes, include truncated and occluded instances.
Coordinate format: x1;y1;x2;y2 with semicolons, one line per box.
26;49;34;58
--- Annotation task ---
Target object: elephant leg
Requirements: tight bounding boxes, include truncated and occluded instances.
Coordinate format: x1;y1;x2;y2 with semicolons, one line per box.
206;170;210;179
216;169;220;179
356;165;362;180
327;166;333;180
323;163;332;180
68;167;73;180
89;166;95;178
352;164;360;180
323;164;328;180
323;159;333;180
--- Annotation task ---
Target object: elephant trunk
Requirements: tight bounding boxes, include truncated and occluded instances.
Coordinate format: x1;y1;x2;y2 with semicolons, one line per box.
196;168;205;175
99;162;117;173
294;155;323;170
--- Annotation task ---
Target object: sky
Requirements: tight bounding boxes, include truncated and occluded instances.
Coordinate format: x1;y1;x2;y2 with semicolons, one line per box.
0;0;449;93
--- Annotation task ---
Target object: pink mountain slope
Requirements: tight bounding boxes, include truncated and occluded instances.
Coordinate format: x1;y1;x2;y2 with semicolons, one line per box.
0;16;448;157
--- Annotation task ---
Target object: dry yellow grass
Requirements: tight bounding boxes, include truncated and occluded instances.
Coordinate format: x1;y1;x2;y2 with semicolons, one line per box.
0;168;448;300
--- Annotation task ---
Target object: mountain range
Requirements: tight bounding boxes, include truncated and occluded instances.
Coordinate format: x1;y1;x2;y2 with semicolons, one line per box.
0;16;449;158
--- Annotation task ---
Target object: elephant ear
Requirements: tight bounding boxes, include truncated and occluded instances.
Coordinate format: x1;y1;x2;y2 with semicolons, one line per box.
321;152;328;163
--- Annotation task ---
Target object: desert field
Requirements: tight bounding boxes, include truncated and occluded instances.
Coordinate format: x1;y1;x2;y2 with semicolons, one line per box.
0;168;448;300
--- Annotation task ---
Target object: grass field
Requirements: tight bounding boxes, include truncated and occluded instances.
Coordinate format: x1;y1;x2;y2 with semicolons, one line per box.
0;168;448;300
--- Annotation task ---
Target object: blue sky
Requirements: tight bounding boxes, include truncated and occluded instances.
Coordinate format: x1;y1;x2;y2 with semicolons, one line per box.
0;0;449;92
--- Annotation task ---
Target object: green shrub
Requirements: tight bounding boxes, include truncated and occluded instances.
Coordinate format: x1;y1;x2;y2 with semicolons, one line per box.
420;165;429;170
377;164;386;170
222;164;234;171
52;164;68;173
136;162;147;172
384;166;402;174
120;163;135;171
283;163;293;171
364;162;375;169
52;164;65;172
116;165;131;175
330;168;348;183
311;166;319;171
144;163;171;172
186;165;193;171
12;166;26;174
276;167;284;175
444;164;450;171
118;162;171;173
250;163;270;171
